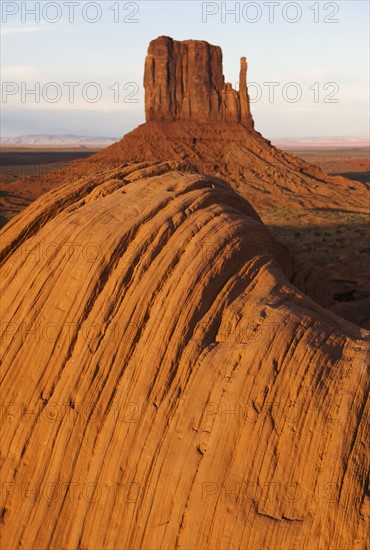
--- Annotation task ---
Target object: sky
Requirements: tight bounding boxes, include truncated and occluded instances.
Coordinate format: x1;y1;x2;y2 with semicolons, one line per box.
1;0;369;140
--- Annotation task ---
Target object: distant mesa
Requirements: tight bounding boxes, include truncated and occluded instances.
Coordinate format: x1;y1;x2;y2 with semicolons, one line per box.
0;135;119;147
272;136;370;149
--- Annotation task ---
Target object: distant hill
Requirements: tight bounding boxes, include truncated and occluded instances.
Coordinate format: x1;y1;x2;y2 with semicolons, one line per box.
0;134;119;147
271;136;370;149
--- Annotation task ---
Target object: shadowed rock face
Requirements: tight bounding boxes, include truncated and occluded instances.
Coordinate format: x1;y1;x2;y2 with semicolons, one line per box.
144;36;254;126
0;161;369;549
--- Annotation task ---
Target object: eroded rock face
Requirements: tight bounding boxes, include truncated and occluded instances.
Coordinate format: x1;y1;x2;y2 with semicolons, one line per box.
1;37;369;328
144;36;254;126
0;162;369;550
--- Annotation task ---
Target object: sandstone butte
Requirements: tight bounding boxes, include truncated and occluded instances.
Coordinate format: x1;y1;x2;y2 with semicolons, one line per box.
0;37;369;550
1;36;368;219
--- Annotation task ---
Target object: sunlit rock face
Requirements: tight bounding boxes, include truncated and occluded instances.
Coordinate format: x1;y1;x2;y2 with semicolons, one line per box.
144;36;254;126
0;161;368;549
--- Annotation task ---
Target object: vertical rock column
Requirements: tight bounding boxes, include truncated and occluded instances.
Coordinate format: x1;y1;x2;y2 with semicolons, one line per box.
239;57;254;128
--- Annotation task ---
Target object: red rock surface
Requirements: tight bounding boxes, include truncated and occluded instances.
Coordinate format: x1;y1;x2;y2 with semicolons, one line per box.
1;37;367;222
1;37;368;330
0;37;369;550
0;161;369;549
144;36;253;126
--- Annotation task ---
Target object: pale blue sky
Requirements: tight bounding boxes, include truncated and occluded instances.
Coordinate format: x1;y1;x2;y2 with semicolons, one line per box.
1;0;369;139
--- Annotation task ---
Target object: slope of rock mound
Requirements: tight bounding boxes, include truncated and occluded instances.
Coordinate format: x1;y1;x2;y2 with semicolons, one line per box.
87;120;369;214
0;162;369;550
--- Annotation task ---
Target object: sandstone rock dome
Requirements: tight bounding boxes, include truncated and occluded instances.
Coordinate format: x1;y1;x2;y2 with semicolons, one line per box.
1;161;369;549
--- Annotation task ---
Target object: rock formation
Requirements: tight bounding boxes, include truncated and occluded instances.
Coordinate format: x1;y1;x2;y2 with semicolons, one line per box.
0;36;369;550
1;37;369;329
2;37;367;224
0;161;369;549
1;37;367;221
144;36;254;126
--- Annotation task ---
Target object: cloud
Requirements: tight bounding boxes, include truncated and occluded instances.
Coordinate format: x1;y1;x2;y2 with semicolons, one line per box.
1;25;50;36
0;106;144;137
139;1;193;10
1;66;45;80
